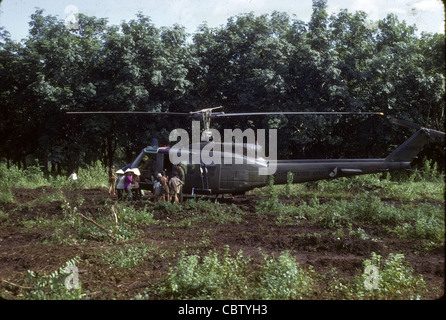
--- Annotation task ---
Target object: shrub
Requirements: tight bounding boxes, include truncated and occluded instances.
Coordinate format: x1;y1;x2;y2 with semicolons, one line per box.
100;243;153;269
76;160;109;189
0;163;47;189
391;203;445;247
115;202;155;226
256;175;280;213
183;199;245;225
0;188;14;204
160;247;250;299
154;201;182;214
22;257;87;300
255;251;315;299
354;252;427;299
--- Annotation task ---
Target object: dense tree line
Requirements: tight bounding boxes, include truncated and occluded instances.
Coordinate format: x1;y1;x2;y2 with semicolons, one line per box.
0;0;444;173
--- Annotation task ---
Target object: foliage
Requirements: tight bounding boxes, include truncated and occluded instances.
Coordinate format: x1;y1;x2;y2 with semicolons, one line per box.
75;160;109;188
21;257;87;300
286;171;294;197
0;1;444;170
256;175;280;213
113;201;154;226
99;243;154;269
61;196;145;243
292;158;444;202
255;251;315;299
1;168;442;299
0;161;110;193
390;203;445;246
295;192;444;246
254;170;444;247
153;200;183;215
354;252;427;299
183;199;245;225
157;246;316;300
0;162;47;190
159;246;251;299
323;252;427;299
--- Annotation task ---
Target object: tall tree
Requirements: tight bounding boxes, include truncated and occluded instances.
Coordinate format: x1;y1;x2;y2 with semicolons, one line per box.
0;6;444;171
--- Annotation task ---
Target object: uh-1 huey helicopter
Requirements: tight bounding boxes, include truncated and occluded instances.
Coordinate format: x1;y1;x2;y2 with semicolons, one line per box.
68;107;444;201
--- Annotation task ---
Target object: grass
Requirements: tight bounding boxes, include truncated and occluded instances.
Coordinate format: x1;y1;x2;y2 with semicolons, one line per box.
270;171;444;202
253;167;444;248
0;160;444;300
99;243;156;270
0;160;108;196
135;248;426;300
270;194;444;248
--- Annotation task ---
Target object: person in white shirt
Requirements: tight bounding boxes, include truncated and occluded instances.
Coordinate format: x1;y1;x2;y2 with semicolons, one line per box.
68;170;77;181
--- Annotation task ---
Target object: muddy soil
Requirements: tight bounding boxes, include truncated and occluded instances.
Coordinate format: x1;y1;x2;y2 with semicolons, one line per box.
0;187;444;300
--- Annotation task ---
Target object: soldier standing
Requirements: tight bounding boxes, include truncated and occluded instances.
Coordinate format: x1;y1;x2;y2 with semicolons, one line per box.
108;165;117;197
169;174;183;204
175;163;185;202
159;172;170;202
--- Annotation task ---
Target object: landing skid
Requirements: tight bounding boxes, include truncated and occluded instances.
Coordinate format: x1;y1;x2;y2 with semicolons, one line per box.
187;189;236;203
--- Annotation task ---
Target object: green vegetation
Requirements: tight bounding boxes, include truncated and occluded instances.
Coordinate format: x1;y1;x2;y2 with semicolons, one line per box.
323;252;428;300
0;160;108;196
21;257;87;300
355;252;427;300
156;247;251;299
1;0;444;301
256;251;315;299
272;162;444;202
159;249;316;300
1;0;444;171
0;160;443;300
15;248;430;300
254;168;444;248
135;248;425;300
99;243;156;270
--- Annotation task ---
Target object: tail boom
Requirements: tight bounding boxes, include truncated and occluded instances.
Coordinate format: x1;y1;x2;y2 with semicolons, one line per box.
271;122;443;185
272;158;407;184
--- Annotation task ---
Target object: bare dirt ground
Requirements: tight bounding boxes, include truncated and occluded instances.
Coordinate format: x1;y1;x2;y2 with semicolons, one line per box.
0;187;444;300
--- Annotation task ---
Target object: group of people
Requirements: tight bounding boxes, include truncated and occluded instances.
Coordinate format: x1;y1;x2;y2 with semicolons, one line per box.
153;165;184;204
108;163;185;203
109;165;141;201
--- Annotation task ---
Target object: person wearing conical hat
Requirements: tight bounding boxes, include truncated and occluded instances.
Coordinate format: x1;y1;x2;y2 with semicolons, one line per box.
132;168;141;200
115;169;125;201
124;168;134;201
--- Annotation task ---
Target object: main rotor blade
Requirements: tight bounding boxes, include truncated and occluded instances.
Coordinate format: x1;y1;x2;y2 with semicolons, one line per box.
67;110;384;118
392;118;445;138
66;111;190;115
428;129;446;138
214;111;384;117
391;118;422;130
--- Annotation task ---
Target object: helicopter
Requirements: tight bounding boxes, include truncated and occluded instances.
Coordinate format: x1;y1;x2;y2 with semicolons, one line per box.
67;108;444;201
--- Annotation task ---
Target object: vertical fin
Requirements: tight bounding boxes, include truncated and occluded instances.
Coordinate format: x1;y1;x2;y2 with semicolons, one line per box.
385;130;431;162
